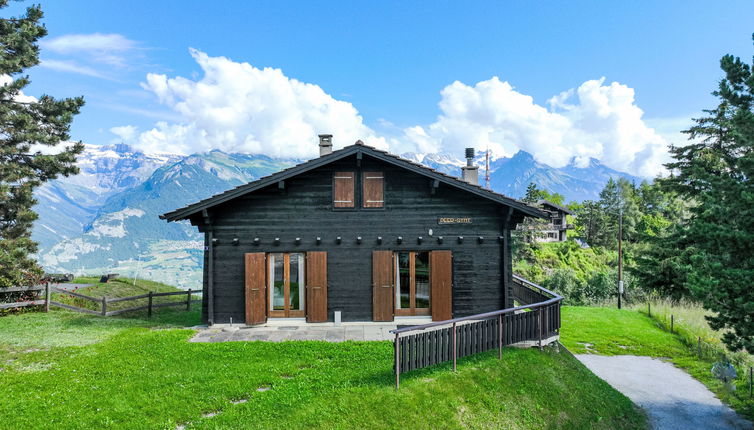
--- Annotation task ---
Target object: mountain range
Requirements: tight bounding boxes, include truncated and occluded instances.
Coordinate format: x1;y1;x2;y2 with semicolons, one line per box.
32;144;642;287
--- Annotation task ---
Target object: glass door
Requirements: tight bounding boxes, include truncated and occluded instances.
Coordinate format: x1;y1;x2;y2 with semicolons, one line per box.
269;253;305;317
395;251;431;316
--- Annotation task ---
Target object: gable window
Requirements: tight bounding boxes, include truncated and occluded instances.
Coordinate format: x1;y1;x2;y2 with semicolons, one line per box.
333;172;354;208
362;171;384;208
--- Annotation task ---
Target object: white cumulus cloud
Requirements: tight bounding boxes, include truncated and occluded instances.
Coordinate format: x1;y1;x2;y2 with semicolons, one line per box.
122;49;386;158
113;50;672;177
404;77;670;177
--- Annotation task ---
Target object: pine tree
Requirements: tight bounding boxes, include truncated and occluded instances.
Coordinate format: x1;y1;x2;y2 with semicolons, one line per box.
665;35;754;353
0;1;84;287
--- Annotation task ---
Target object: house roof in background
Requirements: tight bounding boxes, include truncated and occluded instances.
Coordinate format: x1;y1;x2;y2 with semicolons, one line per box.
537;199;573;215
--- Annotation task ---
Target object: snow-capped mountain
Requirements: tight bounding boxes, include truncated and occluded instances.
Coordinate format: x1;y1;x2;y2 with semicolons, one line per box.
38;150;296;286
32;144;181;252
32;144;643;287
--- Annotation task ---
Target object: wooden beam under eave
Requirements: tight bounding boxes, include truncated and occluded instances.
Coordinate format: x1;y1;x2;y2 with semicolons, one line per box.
356;151;363;167
430;179;440;195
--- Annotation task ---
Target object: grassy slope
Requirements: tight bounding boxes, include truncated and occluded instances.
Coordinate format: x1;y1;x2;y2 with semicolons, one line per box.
560;306;754;421
0;310;646;430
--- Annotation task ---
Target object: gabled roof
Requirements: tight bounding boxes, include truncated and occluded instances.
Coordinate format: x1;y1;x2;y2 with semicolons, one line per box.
537;199;573;215
161;142;548;222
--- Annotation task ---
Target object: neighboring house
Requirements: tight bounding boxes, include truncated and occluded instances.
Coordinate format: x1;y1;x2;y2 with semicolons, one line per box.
161;137;547;325
535;199;573;242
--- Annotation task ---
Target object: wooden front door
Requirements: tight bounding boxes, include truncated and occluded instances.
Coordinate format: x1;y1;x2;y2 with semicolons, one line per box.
372;250;394;321
245;252;267;325
430;251;453;321
306;252;328;322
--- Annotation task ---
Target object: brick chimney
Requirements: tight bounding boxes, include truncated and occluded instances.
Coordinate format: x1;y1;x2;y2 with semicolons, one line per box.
461;147;479;185
318;134;333;156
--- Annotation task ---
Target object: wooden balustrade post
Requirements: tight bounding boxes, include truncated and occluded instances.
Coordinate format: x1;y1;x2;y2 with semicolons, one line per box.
671;315;674;334
538;307;543;351
186;289;192;311
148;292;153;318
452;322;457;372
498;315;503;359
101;296;107;316
44;282;50;313
394;332;400;390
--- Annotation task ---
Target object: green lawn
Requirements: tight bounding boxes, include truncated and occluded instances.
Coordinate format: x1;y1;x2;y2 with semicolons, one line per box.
561;306;754;421
0;309;646;430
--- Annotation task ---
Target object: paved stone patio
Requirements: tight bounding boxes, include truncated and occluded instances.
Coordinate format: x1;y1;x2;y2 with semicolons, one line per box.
190;323;415;343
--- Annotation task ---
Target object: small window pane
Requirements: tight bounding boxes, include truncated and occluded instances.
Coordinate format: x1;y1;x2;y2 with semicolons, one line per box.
415;252;430;309
270;253;285;311
289;253;304;310
397;252;410;309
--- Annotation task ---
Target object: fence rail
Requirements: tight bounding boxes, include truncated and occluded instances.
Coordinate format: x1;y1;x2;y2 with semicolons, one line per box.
0;284;51;312
390;275;563;389
50;287;201;317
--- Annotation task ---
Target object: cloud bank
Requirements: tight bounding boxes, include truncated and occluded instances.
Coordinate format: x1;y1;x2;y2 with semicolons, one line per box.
406;77;670;177
116;49;671;177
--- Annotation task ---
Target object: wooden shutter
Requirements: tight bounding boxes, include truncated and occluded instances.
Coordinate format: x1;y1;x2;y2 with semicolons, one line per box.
372;250;394;321
430;251;452;321
306;252;328;323
362;171;384;208
245;253;267;325
333;172;355;208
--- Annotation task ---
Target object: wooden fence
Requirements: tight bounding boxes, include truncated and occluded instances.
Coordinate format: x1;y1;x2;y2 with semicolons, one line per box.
50;287;202;317
0;284;51;311
390;275;562;388
0;284;200;317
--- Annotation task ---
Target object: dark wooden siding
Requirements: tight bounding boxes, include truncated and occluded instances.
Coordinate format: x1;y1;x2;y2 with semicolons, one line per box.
200;154;508;323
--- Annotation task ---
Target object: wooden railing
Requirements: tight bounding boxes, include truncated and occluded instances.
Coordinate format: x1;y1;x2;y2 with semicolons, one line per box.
0;284;51;311
390;275;562;388
49;287;202;317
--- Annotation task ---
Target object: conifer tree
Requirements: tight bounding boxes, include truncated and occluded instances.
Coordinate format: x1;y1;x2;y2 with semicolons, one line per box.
0;1;84;287
665;34;754;353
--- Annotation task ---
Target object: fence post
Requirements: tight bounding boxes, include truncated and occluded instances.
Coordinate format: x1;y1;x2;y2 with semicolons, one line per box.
749;366;752;398
671;315;674;334
101;296;107;316
394;332;400;390
498;314;503;359
148;291;153;318
186;289;192;311
452;322;457;372
538;307;543;351
44;282;50;313
648;302;651;318
697;337;701;357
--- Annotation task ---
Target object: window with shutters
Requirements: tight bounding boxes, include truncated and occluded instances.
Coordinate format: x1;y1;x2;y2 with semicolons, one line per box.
362;171;384;208
333;171;355;208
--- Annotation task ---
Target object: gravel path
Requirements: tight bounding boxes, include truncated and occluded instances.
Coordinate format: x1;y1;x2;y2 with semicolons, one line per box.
52;283;94;291
576;355;752;430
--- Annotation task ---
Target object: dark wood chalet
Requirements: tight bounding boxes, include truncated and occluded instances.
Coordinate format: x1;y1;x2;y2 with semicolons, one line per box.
161;137;547;325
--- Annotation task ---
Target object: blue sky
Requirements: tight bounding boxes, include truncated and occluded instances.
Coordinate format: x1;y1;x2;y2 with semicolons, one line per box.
8;1;754;177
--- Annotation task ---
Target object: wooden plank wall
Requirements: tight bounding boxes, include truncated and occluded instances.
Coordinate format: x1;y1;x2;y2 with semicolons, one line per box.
197;155;508;324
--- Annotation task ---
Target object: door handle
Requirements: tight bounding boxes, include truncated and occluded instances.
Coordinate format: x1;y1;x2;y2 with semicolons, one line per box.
251;288;260;291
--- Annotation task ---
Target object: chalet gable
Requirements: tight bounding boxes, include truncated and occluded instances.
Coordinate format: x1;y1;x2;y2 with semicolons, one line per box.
160;141;547;223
